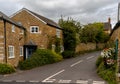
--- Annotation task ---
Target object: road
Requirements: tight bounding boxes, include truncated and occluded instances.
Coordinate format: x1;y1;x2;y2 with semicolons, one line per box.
0;51;107;84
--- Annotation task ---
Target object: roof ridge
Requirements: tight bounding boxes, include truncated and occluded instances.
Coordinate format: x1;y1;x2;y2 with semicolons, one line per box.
22;8;61;29
0;11;25;29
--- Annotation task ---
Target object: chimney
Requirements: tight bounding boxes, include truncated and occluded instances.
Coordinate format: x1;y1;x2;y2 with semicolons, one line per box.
108;17;111;24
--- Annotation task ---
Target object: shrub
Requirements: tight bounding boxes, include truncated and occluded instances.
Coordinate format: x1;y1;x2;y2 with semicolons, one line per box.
0;63;15;74
19;49;63;70
62;50;75;58
96;56;103;68
96;57;117;84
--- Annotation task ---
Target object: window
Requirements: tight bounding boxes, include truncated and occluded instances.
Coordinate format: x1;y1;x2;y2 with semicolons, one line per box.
30;26;39;33
8;46;14;58
12;25;15;32
56;29;61;38
20;46;23;56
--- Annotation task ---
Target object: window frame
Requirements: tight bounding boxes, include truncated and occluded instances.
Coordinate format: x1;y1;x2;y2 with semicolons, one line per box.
8;46;14;58
20;46;23;56
30;26;39;33
56;29;61;38
12;25;15;32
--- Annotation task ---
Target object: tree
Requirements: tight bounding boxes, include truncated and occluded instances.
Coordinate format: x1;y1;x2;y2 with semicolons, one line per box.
79;22;109;43
59;17;81;58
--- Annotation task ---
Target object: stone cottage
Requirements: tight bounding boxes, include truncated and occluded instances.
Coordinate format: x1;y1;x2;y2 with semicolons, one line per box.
11;8;63;60
0;11;25;67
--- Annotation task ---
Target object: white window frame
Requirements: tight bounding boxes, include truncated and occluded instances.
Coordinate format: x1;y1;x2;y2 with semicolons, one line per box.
20;46;23;56
12;25;15;32
30;26;39;33
56;29;61;38
8;46;14;58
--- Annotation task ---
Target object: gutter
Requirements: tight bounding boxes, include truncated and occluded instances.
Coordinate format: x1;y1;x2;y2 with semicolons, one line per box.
47;23;63;30
3;20;7;63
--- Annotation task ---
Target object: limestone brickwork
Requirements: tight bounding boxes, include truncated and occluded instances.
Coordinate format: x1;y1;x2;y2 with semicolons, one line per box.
0;20;25;67
11;9;63;49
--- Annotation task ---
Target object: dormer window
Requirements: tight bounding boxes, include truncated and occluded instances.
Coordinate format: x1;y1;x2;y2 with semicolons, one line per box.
12;25;15;32
30;26;39;33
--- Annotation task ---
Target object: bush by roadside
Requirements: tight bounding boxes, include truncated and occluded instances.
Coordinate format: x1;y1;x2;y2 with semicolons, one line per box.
0;63;15;74
96;56;117;84
62;50;75;58
19;49;63;70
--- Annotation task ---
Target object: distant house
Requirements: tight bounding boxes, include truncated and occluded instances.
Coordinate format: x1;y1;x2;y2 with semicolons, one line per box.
103;17;112;34
0;11;25;66
11;8;63;60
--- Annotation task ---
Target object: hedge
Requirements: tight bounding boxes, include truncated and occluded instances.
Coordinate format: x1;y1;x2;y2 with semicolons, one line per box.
19;49;63;70
62;50;75;58
0;63;15;74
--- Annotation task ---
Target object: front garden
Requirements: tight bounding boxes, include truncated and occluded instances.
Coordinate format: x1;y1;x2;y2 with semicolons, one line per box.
96;48;117;84
19;49;63;70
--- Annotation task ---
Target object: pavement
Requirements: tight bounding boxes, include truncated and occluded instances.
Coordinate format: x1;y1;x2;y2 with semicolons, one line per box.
0;51;107;84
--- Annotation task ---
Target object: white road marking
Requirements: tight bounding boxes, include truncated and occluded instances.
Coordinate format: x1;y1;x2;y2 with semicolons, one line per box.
2;80;13;82
70;60;83;67
76;80;88;84
16;80;26;82
93;81;105;84
42;69;65;83
29;80;39;83
58;80;71;83
87;56;95;60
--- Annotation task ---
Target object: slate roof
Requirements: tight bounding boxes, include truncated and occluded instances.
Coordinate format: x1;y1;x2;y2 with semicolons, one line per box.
110;21;120;36
27;9;61;29
15;8;62;30
0;11;25;30
25;40;37;46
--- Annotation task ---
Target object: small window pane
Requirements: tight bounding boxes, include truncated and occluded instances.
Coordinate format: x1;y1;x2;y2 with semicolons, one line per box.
8;46;14;58
20;47;23;56
30;26;39;33
12;25;15;32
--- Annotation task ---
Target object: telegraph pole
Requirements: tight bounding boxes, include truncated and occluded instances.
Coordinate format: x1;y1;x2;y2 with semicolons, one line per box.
118;3;120;21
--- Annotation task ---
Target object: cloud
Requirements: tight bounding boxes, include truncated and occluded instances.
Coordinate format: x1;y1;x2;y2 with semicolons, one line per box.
0;0;119;27
0;0;22;15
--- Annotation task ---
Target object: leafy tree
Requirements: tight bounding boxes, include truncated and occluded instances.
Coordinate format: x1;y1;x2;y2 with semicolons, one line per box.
59;17;81;58
79;22;109;43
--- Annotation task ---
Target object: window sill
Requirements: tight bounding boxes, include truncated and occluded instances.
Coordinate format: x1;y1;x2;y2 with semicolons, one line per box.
9;56;15;59
20;55;23;57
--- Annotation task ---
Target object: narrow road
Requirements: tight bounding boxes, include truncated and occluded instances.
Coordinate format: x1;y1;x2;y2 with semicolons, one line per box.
0;51;107;84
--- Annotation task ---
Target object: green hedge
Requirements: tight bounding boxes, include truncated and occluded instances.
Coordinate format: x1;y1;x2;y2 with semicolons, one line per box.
19;49;63;70
62;50;75;58
96;57;117;84
0;63;15;74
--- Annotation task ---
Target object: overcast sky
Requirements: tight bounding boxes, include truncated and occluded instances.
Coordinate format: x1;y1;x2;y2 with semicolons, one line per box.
0;0;119;27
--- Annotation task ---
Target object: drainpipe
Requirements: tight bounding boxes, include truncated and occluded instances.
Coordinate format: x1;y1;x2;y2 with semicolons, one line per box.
3;20;7;64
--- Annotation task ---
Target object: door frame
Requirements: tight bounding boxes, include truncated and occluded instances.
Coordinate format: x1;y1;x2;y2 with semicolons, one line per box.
24;45;37;60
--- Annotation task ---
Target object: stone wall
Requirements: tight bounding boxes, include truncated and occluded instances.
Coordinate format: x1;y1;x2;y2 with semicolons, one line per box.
76;43;105;53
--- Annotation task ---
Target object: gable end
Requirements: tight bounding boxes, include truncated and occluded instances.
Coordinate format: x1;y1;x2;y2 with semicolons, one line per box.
10;8;47;24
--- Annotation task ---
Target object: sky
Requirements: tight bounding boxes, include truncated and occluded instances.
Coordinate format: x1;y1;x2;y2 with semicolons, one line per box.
0;0;119;27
